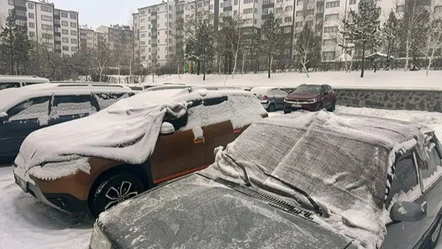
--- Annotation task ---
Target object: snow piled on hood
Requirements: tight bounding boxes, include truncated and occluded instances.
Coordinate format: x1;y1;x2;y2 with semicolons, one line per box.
14;89;266;182
202;111;428;249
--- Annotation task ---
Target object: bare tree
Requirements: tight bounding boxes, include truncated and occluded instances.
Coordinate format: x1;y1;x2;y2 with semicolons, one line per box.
260;13;283;78
294;24;321;77
219;14;246;78
90;42;113;82
415;15;442;76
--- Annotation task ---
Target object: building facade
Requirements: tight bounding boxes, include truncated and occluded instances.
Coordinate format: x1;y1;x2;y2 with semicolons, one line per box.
133;0;400;68
0;0;79;56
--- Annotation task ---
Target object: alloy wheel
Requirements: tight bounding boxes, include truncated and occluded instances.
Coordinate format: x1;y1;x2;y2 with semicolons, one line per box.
104;181;139;210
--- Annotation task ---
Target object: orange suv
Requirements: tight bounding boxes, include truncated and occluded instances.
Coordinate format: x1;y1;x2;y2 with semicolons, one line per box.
13;87;267;217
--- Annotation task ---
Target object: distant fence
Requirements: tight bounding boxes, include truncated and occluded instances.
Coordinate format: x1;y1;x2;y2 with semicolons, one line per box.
335;88;442;112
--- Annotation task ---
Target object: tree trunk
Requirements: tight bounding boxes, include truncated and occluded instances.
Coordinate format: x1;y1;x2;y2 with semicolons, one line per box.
360;42;366;78
177;62;181;79
232;51;238;78
267;55;271;79
405;32;410;71
197;60;200;75
218;56;222;74
241;55;245;75
302;53;309;78
427;56;433;76
203;61;206;81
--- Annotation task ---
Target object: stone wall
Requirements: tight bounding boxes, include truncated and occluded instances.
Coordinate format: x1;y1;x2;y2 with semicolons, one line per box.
334;88;442;112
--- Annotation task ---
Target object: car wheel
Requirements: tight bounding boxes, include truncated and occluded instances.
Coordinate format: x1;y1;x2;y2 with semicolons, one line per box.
283;106;292;114
267;103;276;112
429;221;442;248
89;173;145;218
317;102;323;111
328;101;336;112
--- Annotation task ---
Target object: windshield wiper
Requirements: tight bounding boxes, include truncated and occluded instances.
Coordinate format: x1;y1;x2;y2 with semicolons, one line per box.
224;153;323;216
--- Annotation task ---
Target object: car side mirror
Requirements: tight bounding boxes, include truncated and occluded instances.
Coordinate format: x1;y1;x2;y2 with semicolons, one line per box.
0;112;8;122
390;201;427;222
160;122;175;135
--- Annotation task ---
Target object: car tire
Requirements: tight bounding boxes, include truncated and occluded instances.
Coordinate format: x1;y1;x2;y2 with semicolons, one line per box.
267;103;276;112
283;107;292;114
328;101;336;112
317;102;323;111
89;173;145;218
429;221;442;248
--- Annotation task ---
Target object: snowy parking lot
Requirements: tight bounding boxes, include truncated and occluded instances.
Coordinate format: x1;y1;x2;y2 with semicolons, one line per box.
1;106;442;249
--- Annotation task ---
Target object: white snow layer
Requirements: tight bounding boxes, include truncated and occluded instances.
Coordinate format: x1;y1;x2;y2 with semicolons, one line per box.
14;89;266;181
203;111;429;249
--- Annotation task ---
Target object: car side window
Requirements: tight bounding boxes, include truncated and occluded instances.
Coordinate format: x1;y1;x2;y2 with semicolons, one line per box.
0;82;21;90
7;97;50;121
180;96;231;131
93;92;132;110
50;95;96;117
421;140;442;190
385;153;419;207
327;86;333;93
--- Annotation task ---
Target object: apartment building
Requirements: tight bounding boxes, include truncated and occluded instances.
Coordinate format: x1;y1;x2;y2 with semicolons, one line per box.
0;0;79;56
96;24;134;50
79;26;95;50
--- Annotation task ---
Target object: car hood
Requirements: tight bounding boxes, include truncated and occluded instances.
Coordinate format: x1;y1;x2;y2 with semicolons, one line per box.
97;174;356;249
286;93;319;100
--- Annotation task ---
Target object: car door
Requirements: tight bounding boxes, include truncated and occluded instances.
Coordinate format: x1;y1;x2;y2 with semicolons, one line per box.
0;96;50;158
150;103;207;184
275;88;289;109
320;85;332;108
382;151;429;249
48;94;97;126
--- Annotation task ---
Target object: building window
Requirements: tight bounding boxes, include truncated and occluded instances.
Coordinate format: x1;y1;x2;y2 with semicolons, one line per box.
42;33;53;40
277;0;283;2
284;27;291;33
41;15;52;21
41;24;53;30
285;6;293;12
285;16;292;23
244;0;253;4
396;5;404;12
276;7;283;13
295;21;303;28
62;46;69;51
61;12;68;18
349;0;356;4
141;26;145;30
70;13;77;19
141;10;145;15
263;8;273;15
55;36;61;41
71;47;78;52
62;37;69;43
29;31;36;37
28;2;34;9
41;5;52;13
243;8;253;14
263;0;273;4
326;1;340;8
307;9;314;15
141;41;146;45
71;30;77;36
296;11;303;17
54;19;60;25
322;51;336;60
70;22;77;28
297;0;303;5
169;5;173;10
62;29;68;34
141;33;146;38
325;13;339;21
323;38;337;46
324;26;338;33
29;22;35;28
62;21;68;26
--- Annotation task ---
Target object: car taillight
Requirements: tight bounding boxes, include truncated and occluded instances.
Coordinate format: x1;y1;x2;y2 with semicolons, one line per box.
263;95;269;100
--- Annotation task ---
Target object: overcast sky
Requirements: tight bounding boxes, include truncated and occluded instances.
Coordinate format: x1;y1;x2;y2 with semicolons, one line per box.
50;0;157;29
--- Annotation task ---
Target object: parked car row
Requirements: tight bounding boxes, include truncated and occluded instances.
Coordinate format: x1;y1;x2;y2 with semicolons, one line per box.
5;79;439;249
0;76;50;90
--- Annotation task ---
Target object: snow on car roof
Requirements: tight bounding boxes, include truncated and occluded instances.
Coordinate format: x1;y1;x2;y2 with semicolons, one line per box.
0;75;49;83
203;111;429;248
14;88;265;183
0;83;134;112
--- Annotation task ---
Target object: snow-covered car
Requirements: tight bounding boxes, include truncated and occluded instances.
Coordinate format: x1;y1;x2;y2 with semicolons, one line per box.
0;75;50;91
0;83;134;163
90;112;442;249
13;87;268;217
251;86;289;112
284;84;336;112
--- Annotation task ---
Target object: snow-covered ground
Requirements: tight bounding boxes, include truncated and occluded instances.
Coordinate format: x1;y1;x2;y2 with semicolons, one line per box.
1;106;442;249
147;70;442;90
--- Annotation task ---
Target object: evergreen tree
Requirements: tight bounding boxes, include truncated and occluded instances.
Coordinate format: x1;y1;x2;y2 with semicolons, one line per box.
0;10;31;75
382;11;399;70
343;0;381;78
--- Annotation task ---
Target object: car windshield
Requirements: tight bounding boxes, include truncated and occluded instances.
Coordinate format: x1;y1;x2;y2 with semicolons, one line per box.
294;85;322;94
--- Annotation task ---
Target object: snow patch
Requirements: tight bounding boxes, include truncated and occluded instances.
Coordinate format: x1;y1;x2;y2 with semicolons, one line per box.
192;126;203;140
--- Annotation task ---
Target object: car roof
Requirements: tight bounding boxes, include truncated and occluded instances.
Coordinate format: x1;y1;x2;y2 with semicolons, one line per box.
0;83;133;112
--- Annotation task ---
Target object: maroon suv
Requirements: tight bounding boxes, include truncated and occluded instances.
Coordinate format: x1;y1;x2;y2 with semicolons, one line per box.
284;84;336;113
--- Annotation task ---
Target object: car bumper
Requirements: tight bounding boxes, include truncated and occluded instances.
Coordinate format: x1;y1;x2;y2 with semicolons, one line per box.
13;168;88;213
284;101;320;111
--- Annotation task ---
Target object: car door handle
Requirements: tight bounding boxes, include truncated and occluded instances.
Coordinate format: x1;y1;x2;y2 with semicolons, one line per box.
194;137;205;144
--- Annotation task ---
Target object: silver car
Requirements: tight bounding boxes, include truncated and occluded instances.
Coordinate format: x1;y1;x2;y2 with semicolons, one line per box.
251;86;288;112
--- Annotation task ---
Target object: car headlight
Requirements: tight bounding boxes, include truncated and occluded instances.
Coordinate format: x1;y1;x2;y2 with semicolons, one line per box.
90;221;114;249
309;99;318;103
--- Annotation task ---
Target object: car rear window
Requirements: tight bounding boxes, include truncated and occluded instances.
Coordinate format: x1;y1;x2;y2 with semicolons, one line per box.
421;140;442;190
251;88;271;94
294;85;322;94
94;92;132;110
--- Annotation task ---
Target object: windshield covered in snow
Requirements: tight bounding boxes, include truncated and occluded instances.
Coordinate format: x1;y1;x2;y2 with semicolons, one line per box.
293;85;322;94
251;87;271;94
